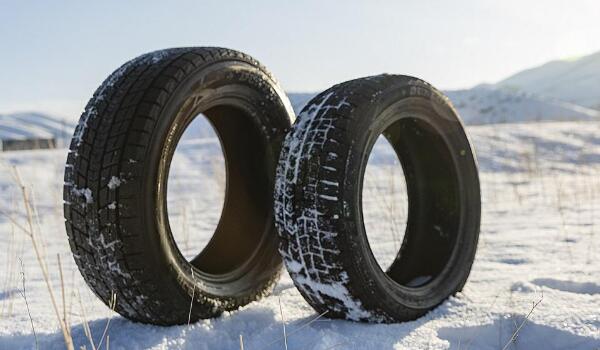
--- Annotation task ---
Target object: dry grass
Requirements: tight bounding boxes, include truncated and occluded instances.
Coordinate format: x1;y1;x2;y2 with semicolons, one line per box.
0;163;123;350
18;258;38;349
77;289;116;350
501;292;544;350
278;297;289;350
11;167;75;350
1;222;20;318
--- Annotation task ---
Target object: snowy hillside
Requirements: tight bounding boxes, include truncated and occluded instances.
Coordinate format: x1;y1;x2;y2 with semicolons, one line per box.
1;121;599;349
0;112;74;145
497;50;600;109
445;86;600;125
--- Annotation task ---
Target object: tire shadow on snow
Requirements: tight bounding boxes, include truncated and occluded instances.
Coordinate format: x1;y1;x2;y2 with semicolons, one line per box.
437;317;600;350
1;307;281;350
1;305;427;350
0;289;18;301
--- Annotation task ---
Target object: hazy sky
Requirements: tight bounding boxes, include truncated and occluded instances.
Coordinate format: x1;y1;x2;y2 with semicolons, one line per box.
2;0;600;118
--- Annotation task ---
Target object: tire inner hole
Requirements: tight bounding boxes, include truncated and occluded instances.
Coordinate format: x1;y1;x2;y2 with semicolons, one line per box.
362;135;409;273
167;106;270;275
362;117;461;288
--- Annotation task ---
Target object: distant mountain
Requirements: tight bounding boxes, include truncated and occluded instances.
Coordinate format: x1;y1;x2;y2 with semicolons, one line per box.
497;51;600;109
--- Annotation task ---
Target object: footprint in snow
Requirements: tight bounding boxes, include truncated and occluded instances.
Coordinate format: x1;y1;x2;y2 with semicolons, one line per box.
497;257;529;265
532;278;600;295
0;289;19;301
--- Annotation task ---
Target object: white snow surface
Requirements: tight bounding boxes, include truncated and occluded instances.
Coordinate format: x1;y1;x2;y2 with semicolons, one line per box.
0;121;599;349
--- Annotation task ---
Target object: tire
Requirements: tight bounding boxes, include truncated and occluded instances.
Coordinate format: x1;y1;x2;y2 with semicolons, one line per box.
274;75;480;323
64;47;294;325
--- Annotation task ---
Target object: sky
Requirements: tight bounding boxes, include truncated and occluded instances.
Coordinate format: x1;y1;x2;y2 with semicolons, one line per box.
1;0;600;118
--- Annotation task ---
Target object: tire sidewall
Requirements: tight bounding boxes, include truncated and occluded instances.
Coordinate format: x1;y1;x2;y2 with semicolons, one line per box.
344;80;481;317
141;60;290;303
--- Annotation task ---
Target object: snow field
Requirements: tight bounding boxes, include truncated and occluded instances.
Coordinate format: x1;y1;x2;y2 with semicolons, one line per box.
0;121;598;349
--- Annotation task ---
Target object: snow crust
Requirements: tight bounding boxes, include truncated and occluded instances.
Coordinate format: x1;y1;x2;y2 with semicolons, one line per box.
107;176;121;190
70;187;93;204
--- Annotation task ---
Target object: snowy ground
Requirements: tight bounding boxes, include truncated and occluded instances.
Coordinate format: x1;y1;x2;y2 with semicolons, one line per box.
0;121;599;349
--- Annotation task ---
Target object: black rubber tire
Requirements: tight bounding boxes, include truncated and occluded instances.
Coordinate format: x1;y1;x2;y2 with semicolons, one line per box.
64;47;294;325
274;75;480;323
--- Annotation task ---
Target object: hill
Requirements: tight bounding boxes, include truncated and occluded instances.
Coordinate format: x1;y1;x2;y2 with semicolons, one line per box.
0;112;75;148
497;51;600;109
445;86;599;124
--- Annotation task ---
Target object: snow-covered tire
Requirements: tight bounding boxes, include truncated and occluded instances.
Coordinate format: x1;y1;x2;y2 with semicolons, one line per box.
274;75;480;323
64;47;294;325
